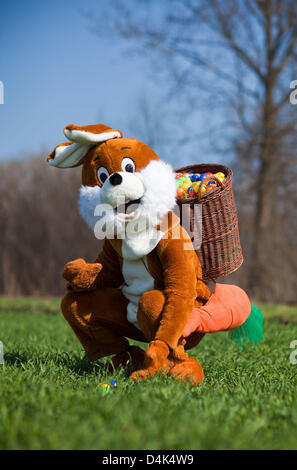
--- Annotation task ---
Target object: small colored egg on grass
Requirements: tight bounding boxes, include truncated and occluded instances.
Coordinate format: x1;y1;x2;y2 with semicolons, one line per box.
100;383;111;395
110;380;118;388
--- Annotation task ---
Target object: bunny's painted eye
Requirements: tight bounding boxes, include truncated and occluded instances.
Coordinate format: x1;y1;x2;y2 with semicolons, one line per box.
121;157;135;173
97;167;109;185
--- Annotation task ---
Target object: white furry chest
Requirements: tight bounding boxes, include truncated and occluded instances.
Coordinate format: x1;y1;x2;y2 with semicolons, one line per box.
122;257;154;330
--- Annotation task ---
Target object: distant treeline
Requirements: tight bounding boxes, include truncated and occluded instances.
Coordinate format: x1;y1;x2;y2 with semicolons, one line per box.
0;157;101;297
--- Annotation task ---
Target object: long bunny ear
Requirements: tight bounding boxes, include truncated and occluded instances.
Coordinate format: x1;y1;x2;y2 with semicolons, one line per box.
47;141;91;168
47;123;122;168
64;123;122;144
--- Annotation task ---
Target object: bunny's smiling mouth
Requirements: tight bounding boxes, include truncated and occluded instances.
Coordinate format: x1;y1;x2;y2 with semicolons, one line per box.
114;197;142;220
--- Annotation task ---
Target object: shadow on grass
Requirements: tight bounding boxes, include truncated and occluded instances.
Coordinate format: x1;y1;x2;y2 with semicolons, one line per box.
3;350;110;376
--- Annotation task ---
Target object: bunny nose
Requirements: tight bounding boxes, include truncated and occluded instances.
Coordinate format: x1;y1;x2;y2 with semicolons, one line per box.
109;173;123;186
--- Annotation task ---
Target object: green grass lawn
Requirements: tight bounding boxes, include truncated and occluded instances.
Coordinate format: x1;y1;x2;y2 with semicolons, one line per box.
0;297;297;450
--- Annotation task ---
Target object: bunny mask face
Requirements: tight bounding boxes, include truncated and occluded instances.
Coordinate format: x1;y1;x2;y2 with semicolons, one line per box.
48;124;177;240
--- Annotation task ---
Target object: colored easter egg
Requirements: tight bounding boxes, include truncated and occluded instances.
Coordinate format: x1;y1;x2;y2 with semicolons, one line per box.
205;172;213;176
190;174;200;182
207;180;215;185
177;188;186;198
176;178;184;188
199;173;208;181
193;182;201;192
100;383;111;395
180;182;191;191
214;172;226;181
187;186;195;197
110;380;118;388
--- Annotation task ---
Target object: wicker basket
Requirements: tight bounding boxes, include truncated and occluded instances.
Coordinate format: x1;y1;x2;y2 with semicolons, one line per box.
175;163;243;281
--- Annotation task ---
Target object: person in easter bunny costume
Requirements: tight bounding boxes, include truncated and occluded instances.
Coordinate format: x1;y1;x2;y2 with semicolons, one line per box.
47;123;253;385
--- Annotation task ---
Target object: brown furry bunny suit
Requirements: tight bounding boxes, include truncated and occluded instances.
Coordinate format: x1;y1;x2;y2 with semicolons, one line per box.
47;123;214;385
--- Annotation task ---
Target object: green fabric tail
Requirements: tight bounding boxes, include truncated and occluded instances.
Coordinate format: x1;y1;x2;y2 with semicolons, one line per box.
229;304;264;349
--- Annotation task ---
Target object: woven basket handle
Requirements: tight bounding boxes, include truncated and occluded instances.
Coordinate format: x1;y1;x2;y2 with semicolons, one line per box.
196;175;225;203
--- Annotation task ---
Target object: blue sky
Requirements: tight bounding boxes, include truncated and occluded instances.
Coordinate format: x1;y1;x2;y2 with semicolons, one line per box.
0;0;242;168
0;0;155;161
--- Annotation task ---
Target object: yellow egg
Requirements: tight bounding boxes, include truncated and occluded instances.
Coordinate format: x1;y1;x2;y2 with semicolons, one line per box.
193;182;201;192
180;182;191;191
214;172;226;181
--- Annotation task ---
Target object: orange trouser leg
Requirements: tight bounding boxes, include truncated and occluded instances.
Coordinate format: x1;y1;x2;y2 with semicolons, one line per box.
61;288;147;361
137;290;205;350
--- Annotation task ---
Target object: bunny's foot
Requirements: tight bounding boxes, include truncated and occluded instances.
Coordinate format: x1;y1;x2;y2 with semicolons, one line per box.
167;343;204;385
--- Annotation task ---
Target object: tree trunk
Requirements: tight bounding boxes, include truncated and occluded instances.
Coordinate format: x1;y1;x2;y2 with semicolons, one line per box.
250;3;276;299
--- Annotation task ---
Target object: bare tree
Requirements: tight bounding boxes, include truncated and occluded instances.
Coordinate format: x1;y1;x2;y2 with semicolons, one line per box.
125;92;176;160
127;93;166;151
91;0;297;302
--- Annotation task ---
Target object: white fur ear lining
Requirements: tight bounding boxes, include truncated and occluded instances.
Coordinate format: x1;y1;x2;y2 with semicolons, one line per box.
47;142;91;168
64;128;121;144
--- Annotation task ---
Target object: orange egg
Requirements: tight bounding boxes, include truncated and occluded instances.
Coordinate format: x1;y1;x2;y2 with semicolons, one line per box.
176;188;186;198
